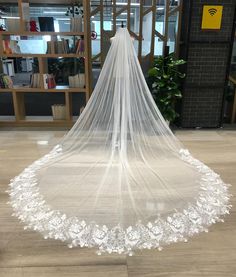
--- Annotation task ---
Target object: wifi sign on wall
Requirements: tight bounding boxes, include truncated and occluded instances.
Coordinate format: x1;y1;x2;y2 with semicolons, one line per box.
208;8;217;16
201;5;223;30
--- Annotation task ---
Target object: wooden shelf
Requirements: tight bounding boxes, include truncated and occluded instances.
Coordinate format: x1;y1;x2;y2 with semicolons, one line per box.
0;119;74;127
0;31;84;36
0;87;87;92
0;53;84;58
0;0;91;127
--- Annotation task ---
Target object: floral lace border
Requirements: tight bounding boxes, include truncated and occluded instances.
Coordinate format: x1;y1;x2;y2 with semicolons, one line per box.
7;146;232;255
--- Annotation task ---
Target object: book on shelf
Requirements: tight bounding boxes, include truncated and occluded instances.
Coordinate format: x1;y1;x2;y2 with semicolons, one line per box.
30;73;41;88
0;74;13;88
75;39;85;55
70;17;83;32
68;73;85;88
43;74;48;89
55;39;70;54
30;73;56;89
47;40;70;54
43;74;56;89
46;41;53;54
38;17;55;32
2;40;21;54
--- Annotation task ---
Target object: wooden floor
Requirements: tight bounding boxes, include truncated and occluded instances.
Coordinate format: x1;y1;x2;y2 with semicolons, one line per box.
0;129;235;277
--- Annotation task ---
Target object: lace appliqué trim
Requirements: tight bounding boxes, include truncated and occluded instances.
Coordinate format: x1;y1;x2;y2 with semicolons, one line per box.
7;146;232;255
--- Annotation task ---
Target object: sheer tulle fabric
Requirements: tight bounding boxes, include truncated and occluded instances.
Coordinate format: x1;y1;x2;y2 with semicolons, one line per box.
8;28;231;255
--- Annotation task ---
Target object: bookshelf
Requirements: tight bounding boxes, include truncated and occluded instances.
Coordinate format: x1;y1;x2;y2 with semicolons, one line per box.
0;0;91;127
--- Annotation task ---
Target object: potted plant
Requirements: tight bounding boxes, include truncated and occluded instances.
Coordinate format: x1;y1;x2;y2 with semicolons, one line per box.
148;53;186;124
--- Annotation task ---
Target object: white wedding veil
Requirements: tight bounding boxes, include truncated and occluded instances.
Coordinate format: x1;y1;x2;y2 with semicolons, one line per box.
8;28;231;255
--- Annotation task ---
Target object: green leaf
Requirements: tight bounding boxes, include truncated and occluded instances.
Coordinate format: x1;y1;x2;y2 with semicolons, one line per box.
148;67;158;77
152;82;158;88
179;73;186;78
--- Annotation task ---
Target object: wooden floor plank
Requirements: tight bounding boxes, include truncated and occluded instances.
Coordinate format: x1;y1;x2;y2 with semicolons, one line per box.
0;129;235;277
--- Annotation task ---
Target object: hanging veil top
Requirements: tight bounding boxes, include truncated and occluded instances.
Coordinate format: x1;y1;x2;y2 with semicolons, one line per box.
8;28;231;255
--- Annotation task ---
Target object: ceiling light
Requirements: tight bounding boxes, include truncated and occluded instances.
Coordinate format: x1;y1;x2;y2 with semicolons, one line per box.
121;12;134;15
1;16;20;19
55;18;70;21
43;11;66;14
116;2;140;6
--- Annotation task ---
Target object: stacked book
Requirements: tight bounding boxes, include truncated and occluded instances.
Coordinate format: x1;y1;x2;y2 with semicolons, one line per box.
30;73;41;88
47;39;70;54
51;104;66;120
68;74;85;88
0;74;13;88
30;73;56;89
70;17;83;32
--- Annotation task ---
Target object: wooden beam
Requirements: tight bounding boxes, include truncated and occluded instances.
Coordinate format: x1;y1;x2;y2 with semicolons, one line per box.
155;30;165;41
83;0;92;99
92;53;101;61
12;91;25;121
115;6;127;17
113;0;116;33
129;30;140;41
65;92;72;121
138;1;144;61
100;0;104;65
127;0;131;30
18;0;25;32
175;0;183;57
38;57;44;89
150;0;157;65
90;6;101;16
0;31;3;55
168;6;180;16
163;0;169;55
143;7;153;16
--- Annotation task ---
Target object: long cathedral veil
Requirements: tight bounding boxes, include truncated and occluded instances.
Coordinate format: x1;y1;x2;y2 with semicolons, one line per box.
8;28;231;255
